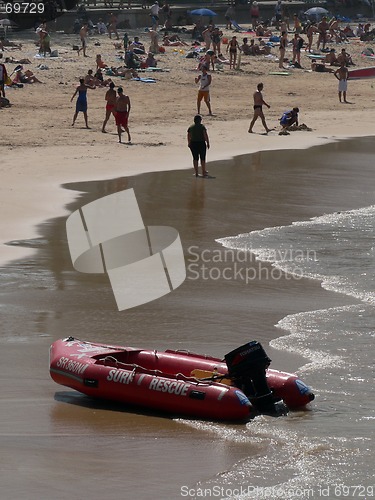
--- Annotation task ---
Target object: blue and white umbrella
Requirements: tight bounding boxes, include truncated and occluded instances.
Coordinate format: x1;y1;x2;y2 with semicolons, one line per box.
190;8;218;17
304;7;329;18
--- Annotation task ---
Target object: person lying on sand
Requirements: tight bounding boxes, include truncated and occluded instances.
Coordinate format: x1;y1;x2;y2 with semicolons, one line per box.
311;60;334;73
4;56;32;64
13;68;42;84
108;66;139;79
0;37;22;50
162;32;188;46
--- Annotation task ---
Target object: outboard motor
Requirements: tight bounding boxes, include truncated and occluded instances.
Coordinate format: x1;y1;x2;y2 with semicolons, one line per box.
225;341;288;416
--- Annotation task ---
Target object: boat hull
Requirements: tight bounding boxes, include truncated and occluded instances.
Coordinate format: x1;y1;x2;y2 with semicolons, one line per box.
49;338;313;421
348;66;375;80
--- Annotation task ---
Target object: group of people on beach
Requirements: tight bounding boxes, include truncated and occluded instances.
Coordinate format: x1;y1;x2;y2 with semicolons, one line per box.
71;79;131;143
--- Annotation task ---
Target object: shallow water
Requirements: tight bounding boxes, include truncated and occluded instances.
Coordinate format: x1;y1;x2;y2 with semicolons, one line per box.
1;137;375;499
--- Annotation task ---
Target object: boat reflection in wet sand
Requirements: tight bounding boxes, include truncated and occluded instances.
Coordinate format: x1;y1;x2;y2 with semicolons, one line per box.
49;338;314;422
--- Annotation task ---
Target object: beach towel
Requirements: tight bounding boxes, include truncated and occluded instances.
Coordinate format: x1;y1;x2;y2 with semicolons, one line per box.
131;77;156;83
231;20;249;32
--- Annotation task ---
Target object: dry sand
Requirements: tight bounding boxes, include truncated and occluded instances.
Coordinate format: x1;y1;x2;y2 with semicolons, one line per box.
1;26;375;264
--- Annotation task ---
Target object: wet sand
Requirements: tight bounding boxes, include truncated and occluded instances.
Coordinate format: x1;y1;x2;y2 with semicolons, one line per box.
2;138;375;499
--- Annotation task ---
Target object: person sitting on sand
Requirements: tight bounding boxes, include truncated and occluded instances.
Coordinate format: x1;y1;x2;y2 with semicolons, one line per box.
240;38;251;55
94;68;112;86
96;54;108;70
280;107;299;129
97;19;107;35
258;38;272;54
145;52;157;67
256;24;272;37
325;49;339;66
129;37;145;54
337;48;354;67
342;25;355;37
13;68;43;84
125;48;141;69
310;59;334;73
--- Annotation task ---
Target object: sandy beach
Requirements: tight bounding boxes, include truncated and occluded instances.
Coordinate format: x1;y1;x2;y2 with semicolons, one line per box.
2;26;375;263
1;22;375;500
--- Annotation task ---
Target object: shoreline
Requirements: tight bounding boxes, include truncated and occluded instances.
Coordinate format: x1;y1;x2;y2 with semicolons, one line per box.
2;122;374;266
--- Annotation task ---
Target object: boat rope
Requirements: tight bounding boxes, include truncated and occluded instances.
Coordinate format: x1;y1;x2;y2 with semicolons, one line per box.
97;356;216;386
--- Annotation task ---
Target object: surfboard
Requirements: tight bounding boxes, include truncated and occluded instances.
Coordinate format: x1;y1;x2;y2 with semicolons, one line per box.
306;53;326;60
269;71;291;76
348;66;375;80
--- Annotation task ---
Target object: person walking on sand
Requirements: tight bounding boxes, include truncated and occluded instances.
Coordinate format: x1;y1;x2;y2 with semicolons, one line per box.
248;82;272;134
187;114;210;177
115;87;131;143
78;24;89;57
102;81;117;133
195;67;212;116
71;78;95;128
108;13;119;40
334;62;349;103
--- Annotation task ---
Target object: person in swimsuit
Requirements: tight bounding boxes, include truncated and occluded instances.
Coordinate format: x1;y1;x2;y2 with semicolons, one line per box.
71;78;95;128
115;87;131;143
226;36;241;70
317;17;329;50
248;82;272;134
78;24;89;57
211;27;223;55
187;114;210;177
195;66;212;115
334;62;349;103
279;31;288;69
102;82;117;133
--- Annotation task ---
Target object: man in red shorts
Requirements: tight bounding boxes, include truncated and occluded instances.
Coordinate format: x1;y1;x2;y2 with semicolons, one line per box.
115;87;131;143
102;81;117;133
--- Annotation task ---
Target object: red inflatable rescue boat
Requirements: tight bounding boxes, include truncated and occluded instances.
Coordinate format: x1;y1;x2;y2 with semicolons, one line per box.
49;338;314;422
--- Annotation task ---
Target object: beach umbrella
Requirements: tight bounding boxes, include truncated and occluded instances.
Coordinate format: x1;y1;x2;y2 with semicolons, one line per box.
0;18;18;27
304;7;329;17
0;18;18;37
190;8;218;17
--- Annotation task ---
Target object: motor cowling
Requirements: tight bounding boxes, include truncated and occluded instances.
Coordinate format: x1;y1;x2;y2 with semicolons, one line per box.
225;341;288;416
